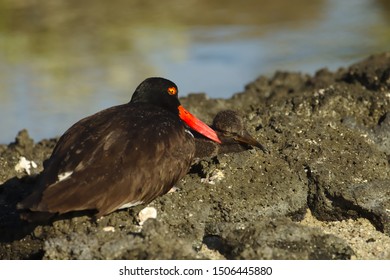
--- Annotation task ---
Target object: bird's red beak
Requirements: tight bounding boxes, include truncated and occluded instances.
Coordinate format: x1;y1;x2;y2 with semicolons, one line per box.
178;105;221;144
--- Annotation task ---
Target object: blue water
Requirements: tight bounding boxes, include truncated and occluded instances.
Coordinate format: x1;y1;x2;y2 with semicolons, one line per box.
0;0;389;144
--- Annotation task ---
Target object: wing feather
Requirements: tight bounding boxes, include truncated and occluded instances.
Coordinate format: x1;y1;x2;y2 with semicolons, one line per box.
19;103;195;217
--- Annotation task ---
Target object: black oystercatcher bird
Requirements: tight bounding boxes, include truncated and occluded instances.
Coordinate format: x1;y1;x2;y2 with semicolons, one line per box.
17;77;221;219
194;110;267;158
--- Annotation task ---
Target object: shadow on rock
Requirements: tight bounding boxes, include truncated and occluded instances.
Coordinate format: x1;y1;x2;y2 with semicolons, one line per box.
0;176;38;241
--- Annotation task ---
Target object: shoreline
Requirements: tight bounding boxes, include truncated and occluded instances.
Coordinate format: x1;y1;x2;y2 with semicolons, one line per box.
1;53;390;259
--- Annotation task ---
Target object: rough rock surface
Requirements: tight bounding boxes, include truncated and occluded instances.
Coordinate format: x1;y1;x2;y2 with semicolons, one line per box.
1;53;390;259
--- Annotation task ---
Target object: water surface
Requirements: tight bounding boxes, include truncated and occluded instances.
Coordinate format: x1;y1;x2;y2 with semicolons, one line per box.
1;0;390;143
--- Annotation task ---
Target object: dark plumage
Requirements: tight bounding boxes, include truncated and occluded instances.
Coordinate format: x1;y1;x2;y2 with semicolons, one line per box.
17;77;221;220
195;110;267;158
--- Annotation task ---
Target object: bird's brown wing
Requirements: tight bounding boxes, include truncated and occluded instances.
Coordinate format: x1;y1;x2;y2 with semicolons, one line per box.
18;104;195;217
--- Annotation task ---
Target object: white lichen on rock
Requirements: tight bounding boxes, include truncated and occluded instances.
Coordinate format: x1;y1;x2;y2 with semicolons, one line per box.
200;169;225;185
14;156;37;175
102;226;115;232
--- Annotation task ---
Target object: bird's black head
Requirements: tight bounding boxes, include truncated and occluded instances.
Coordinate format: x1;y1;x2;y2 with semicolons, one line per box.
212;110;267;152
130;77;181;114
212;110;244;134
130;77;221;144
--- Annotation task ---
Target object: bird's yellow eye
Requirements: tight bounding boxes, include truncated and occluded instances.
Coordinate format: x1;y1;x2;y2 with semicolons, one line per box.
167;87;177;95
